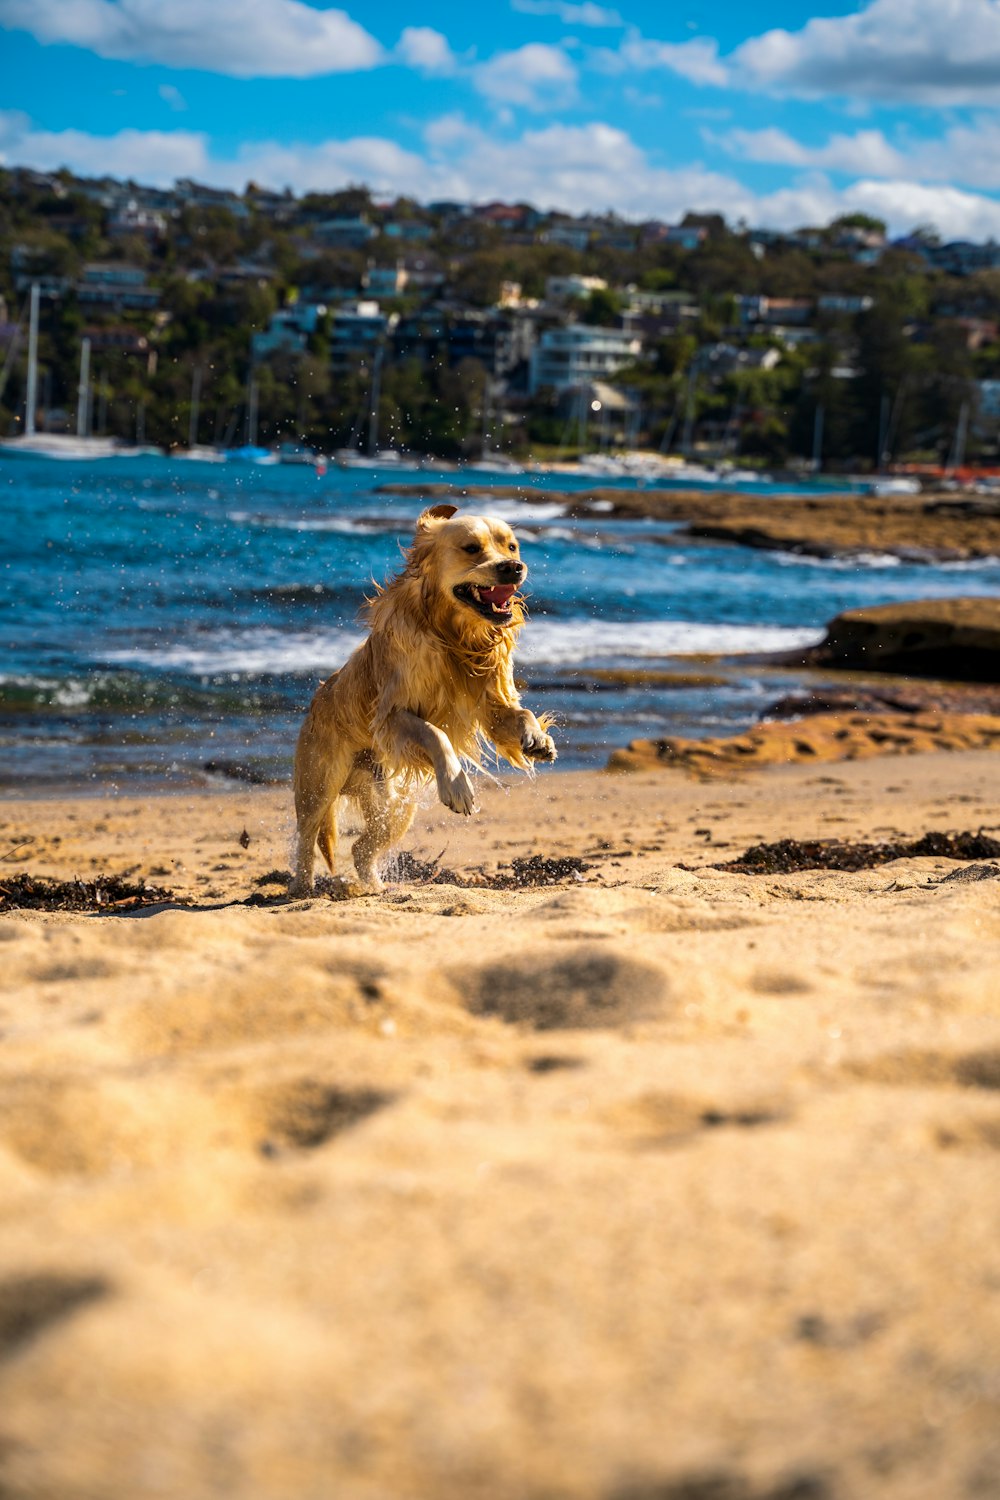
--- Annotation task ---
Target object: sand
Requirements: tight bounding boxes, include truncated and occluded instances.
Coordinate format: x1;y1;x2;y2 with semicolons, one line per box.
1;753;999;1500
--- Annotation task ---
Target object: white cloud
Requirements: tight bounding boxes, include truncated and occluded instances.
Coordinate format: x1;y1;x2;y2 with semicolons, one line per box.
6;108;1000;241
715;126;906;178
395;26;457;76
618;32;728;87
158;84;187;113
511;0;624;27
713;117;1000;194
0;111;210;182
473;42;578;110
0;0;384;78
734;0;1000;107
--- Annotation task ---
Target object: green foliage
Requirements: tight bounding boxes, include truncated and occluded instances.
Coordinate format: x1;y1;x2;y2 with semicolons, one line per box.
579;287;622;326
830;212;887;236
0;171;986;464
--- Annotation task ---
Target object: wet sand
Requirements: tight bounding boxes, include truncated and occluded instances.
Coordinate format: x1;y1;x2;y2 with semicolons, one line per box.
1;753;999;1500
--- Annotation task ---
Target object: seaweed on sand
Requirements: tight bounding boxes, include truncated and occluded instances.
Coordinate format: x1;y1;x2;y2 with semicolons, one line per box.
0;872;183;913
391;851;593;889
714;830;1000;875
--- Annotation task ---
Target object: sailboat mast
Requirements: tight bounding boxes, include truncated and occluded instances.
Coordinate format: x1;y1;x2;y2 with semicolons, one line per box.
247;377;259;447
24;282;39;437
189;366;202;449
77;338;91;439
367;342;383;457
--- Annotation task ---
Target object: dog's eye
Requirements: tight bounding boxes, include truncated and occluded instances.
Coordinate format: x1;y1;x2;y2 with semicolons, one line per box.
463;543;482;555
508;543;517;552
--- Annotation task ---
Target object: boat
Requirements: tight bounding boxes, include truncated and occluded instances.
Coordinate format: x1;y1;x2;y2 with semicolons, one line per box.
275;441;320;466
227;444;279;465
869;476;921;497
0;287;126;460
173;445;227;464
335;448;405;468
0;431;121;460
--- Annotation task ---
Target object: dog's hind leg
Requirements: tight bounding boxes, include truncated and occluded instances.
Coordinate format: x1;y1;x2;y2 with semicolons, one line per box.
351;780;417;891
291;735;353;897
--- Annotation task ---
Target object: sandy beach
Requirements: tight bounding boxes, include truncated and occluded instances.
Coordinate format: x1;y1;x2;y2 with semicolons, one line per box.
1;751;999;1500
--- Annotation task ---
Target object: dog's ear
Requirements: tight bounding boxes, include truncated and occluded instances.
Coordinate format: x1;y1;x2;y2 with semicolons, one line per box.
416;504;458;532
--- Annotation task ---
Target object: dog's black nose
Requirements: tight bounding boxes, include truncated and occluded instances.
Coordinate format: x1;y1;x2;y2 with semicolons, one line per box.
496;560;526;583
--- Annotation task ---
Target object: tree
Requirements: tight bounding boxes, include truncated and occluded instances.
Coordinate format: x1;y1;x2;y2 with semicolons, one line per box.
829;212;887;237
579;287;622;326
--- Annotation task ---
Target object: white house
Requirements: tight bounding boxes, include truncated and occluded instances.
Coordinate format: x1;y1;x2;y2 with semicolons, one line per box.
545;275;607;303
529;323;642;394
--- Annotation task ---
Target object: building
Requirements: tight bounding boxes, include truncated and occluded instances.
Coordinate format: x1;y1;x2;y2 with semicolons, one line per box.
976;379;1000;427
640;223;708;251
624;289;700;327
82;326;150;355
329;301;391;371
384;221;433;242
817;295;875;316
545;275;607;303
529;322;642;394
447;312;535;379
174;179;248;218
107;199;168;242
244;185;297;222
392;310;448;364
399;254;444;294
251;303;325;361
694;342;781;377
76;264;160;310
364;263;407;299
734;295;813;328
309;217;378;250
593;224;637;252
541;222;591;253
927;241;1000;275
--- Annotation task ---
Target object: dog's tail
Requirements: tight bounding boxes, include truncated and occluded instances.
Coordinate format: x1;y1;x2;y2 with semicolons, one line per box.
316;804;338;873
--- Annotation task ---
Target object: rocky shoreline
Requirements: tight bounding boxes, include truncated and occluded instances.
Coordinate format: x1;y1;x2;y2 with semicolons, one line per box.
611;597;1000;775
379;483;1000;562
804;596;1000;680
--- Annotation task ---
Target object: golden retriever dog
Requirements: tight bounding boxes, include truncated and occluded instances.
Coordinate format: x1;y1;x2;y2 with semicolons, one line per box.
291;504;556;895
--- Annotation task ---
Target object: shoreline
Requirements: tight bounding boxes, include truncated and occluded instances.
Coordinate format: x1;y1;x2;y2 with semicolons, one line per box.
379;481;1000;563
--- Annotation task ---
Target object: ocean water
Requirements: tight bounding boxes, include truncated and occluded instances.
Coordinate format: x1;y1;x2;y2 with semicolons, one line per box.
3;455;998;793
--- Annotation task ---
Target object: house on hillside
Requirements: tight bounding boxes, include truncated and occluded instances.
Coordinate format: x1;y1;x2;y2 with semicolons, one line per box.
329;301;392;371
77;264;160;311
529;322;642;394
545;275;608;304
108;199;168;243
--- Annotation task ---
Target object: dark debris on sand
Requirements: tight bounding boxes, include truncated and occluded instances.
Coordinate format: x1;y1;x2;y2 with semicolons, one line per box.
0;872;183;913
713;830;1000;875
393;851;593;889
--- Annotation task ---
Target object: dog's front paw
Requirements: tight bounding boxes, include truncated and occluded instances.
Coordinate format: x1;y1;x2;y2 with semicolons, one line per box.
522;727;557;762
439;766;477;816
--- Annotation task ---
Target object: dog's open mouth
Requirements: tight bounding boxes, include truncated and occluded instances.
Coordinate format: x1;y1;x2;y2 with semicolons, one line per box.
454;582;519;623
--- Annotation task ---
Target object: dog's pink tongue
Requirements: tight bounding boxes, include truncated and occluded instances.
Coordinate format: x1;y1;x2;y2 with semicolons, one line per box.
479;585;517;605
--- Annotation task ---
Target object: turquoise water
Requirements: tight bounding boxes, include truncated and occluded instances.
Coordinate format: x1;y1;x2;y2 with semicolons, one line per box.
3;455;998;792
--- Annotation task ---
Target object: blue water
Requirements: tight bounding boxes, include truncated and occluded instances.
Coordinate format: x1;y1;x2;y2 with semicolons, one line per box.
3;455;998;792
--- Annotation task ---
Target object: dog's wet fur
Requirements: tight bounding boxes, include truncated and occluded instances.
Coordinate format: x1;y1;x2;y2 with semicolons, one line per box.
291;505;556;895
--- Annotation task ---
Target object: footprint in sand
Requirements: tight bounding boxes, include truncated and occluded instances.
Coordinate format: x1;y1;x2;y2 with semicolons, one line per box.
0;1273;109;1360
607;1464;830;1499
460;945;668;1031
602;1090;790;1149
843;1047;1000;1090
251;1079;395;1157
934;1114;1000;1152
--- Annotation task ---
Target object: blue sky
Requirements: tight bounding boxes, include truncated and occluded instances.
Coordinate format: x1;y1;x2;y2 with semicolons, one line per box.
3;0;1000;237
